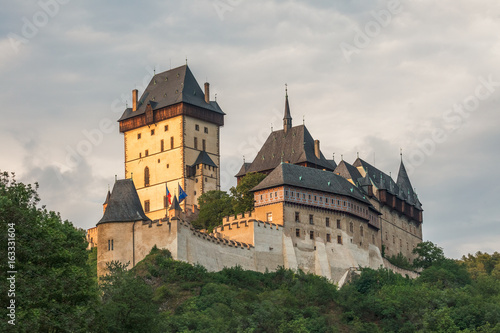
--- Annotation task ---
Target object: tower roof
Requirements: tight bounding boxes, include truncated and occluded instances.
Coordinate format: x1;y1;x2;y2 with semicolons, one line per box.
103;190;111;205
239;125;334;177
119;65;225;122
283;91;292;122
169;195;181;211
97;179;151;225
396;160;421;208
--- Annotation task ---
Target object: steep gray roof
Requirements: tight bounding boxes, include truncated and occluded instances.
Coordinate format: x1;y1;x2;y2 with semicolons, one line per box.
334;160;362;183
169;195;181;211
235;162;252;177
327;159;338;170
97;179;151;224
252;163;373;206
397;160;422;209
193;151;217;168
118;65;224;122
242;125;334;176
353;158;422;210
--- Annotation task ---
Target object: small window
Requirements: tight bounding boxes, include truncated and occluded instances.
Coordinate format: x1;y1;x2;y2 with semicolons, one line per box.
151;129;155;135
137;133;141;139
309;231;314;240
195;124;200;131
314;196;317;201
309;195;311;200
267;212;272;222
260;195;263;200
326;234;331;242
296;228;300;237
309;214;314;225
144;167;150;187
145;150;149;157
204;127;208;133
349;222;353;233
372;235;375;244
320;197;322;202
194;137;198;149
202;139;206;151
144;200;150;212
170;137;174;149
337;235;342;244
275;191;277;197
270;192;273;198
285;191;288;196
167;164;169;168
164;125;168;131
303;194;305;199
295;212;300;222
337;219;341;229
326;217;330;227
139;152;142;158
161;139;164;152
360;226;364;237
325;198;328;203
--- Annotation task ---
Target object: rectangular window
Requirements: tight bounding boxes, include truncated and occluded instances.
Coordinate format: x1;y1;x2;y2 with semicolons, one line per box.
195;124;200;131
266;212;272;222
161;139;164;152
170;137;174;149
204;127;208;133
111;239;113;250
309;231;314;240
151;129;155;135
296;228;300;237
144;200;150;213
295;212;300;222
285;191;288;196
309;214;314;225
337;219;341;229
137;133;141;139
108;239;110;251
145;150;149;157
202;139;206;151
337;235;342;244
164;125;168;131
326;217;330;227
270;192;273;198
326;234;331;242
139;152;142;158
194;137;198;149
314;196;317;201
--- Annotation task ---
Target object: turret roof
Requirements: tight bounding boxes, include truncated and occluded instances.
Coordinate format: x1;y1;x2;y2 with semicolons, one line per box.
97;179;150;225
193;151;217;168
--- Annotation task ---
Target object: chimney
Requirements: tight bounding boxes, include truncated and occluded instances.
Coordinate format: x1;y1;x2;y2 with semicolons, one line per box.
314;140;320;159
204;82;210;103
132;89;138;111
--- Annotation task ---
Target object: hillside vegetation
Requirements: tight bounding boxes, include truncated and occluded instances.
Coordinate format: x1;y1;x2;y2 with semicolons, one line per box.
1;171;500;332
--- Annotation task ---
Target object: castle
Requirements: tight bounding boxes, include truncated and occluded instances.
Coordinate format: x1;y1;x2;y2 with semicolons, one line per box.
88;65;423;283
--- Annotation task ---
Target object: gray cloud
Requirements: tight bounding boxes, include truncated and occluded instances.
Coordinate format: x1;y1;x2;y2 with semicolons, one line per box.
1;0;499;258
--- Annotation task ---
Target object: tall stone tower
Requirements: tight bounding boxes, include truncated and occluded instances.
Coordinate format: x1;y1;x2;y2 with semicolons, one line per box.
118;65;225;221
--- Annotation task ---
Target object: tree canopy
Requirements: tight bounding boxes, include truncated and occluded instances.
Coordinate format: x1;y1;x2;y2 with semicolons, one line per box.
0;171;97;332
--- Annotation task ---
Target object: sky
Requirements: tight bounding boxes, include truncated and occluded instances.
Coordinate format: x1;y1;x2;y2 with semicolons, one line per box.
1;0;499;259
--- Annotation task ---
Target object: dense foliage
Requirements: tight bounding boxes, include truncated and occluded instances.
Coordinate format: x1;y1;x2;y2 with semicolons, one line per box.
0;172;97;332
2;172;500;332
194;172;266;231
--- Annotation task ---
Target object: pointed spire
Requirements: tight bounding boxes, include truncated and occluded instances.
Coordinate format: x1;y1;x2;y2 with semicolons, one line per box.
283;84;292;133
169;195;181;211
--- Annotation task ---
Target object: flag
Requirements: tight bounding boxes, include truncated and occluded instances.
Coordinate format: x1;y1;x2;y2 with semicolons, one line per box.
178;184;187;203
166;183;172;205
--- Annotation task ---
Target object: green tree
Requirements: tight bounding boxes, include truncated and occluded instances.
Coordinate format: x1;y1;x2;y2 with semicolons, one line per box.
0;171;97;332
193;190;233;232
230;172;266;214
412;241;446;269
97;261;160;333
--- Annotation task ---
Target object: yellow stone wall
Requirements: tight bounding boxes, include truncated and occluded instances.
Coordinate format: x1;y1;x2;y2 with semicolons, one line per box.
123;113;221;220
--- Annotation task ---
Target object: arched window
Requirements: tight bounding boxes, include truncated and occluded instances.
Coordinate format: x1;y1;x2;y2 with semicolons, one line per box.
144;167;150;187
